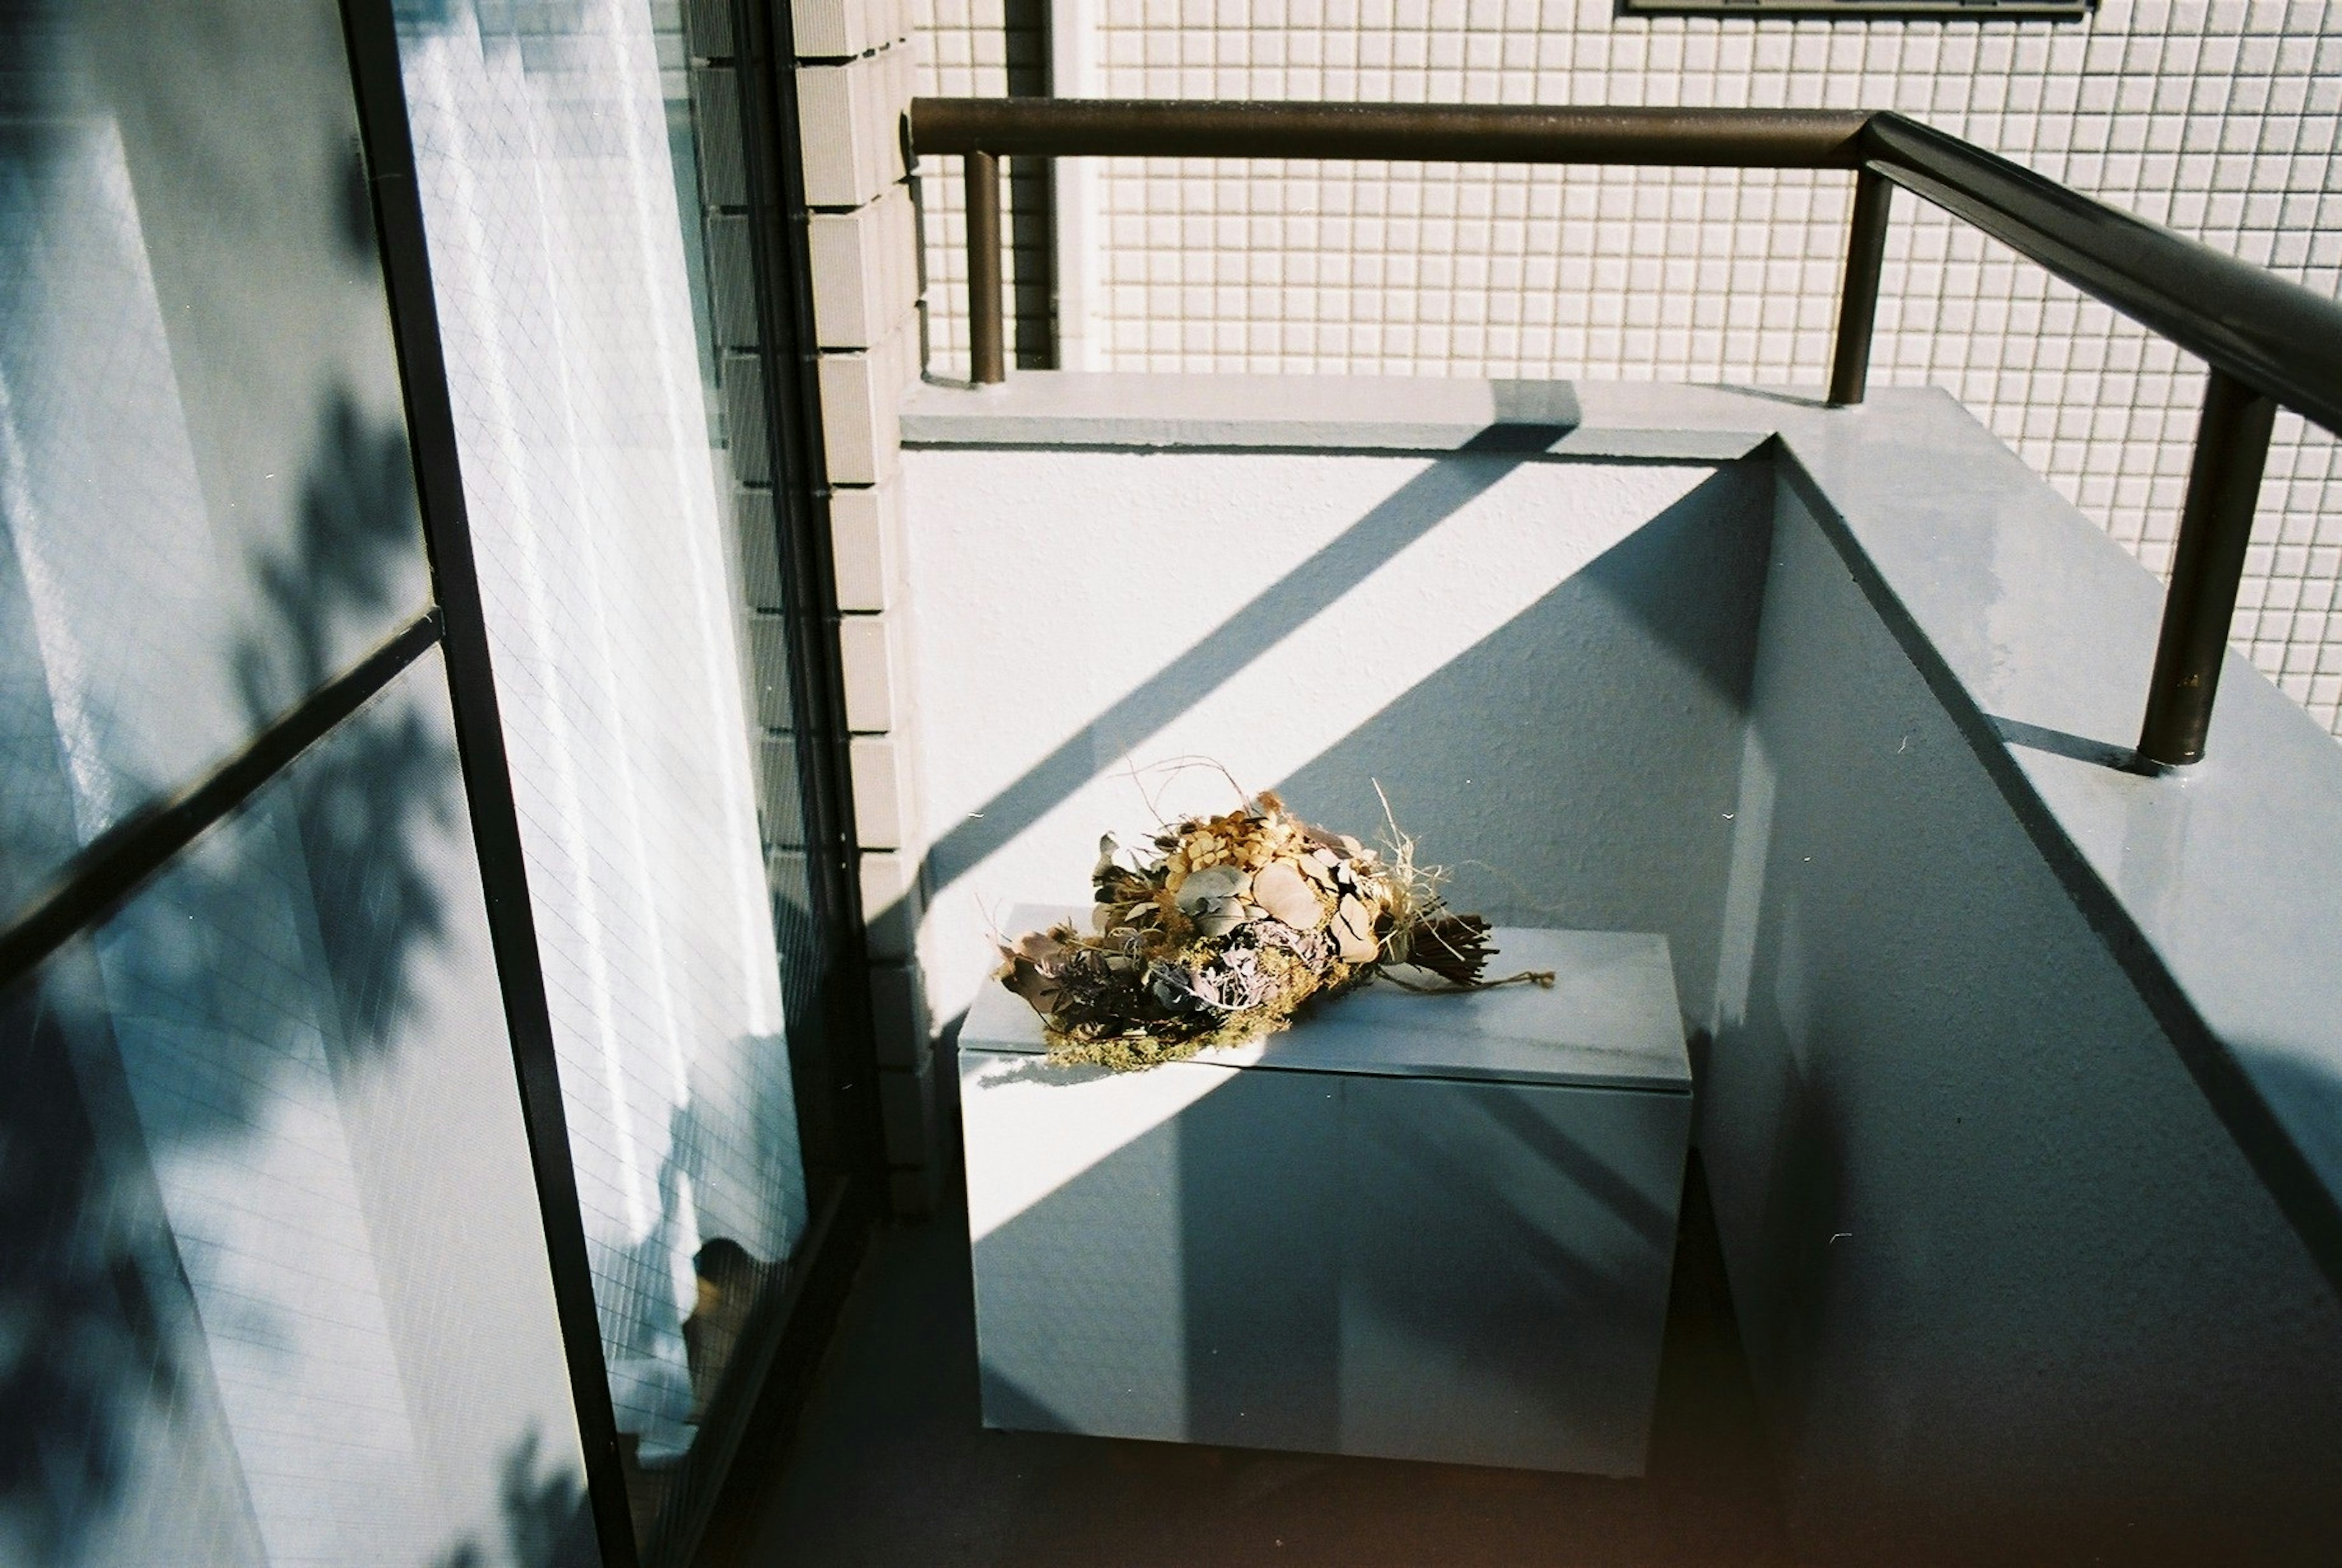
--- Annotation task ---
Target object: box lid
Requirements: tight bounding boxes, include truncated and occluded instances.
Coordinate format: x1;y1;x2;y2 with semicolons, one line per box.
964;906;1691;1092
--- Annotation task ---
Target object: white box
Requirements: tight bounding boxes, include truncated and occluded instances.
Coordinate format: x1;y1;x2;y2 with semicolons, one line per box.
791;0;871;60
959;912;1694;1476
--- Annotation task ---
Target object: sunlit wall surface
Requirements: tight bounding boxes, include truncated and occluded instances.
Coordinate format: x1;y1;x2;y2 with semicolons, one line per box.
0;2;593;1564
392;1;813;1551
918;0;2342;739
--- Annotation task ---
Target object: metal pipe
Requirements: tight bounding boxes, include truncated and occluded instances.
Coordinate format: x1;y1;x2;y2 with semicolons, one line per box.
912;98;2342;443
919;96;2342;762
1828;166;1892;406
1860;112;2342;441
2138;369;2278;766
965;149;1005;385
914;98;1871;168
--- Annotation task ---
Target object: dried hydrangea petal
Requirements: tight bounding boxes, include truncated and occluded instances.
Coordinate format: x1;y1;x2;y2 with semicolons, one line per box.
1252;859;1326;929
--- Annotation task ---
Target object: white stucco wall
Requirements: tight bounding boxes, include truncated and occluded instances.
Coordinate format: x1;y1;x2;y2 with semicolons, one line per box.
898;443;1772;1030
1701;479;2342;1564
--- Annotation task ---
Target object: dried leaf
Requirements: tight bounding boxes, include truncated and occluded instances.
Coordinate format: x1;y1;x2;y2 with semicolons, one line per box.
1252;859;1326;930
1003;957;1059;1012
1175;864;1252;911
1333;895;1378;962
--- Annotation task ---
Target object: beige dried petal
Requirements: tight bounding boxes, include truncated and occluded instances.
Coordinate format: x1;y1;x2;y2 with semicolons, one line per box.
1333;896;1378;962
1253;859;1327;930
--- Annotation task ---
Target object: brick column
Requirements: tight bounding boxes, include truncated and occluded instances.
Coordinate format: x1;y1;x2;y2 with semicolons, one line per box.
792;0;939;1217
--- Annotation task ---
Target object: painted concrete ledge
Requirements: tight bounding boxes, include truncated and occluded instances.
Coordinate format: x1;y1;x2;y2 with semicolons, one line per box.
901;371;2342;1289
901;371;1772;461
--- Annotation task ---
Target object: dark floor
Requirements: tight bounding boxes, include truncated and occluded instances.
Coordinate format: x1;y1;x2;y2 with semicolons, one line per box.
740;1146;1792;1568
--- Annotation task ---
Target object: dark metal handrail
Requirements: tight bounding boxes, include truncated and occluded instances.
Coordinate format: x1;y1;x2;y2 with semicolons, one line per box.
910;96;2342;767
915;98;1871;166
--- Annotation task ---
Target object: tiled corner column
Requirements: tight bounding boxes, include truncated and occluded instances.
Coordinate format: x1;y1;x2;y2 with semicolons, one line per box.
679;0;847;1181
795;0;941;1216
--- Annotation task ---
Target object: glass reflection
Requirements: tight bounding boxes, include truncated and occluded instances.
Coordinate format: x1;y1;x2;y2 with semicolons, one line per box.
1;654;593;1568
0;0;432;917
392;2;814;1552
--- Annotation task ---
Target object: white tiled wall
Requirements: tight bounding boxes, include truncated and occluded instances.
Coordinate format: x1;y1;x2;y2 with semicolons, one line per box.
915;0;2342;736
912;0;1057;370
794;0;948;1212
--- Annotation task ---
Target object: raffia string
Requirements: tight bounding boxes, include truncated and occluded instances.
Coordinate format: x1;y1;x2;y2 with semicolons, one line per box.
1378;968;1556;995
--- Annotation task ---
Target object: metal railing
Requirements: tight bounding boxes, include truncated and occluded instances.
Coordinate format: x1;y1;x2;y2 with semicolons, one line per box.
909;98;2342;768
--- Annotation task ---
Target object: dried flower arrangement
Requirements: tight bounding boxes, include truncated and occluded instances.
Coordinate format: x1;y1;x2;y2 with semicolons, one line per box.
994;789;1552;1072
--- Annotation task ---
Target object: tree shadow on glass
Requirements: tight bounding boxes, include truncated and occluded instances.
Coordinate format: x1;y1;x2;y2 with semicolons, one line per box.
0;393;464;1561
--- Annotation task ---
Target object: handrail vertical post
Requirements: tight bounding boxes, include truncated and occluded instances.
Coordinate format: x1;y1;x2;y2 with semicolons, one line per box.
965;149;1006;384
1828;166;1891;406
2137;368;2278;766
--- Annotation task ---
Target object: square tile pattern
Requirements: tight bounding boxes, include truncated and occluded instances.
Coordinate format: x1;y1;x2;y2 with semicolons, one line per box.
916;0;1057;370
914;0;2342;737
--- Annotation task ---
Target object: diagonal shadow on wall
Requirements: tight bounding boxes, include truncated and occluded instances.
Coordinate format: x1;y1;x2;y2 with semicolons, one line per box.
1272;459;1772;1009
917;423;1582;901
922;448;1773;1034
956;460;1772;1473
